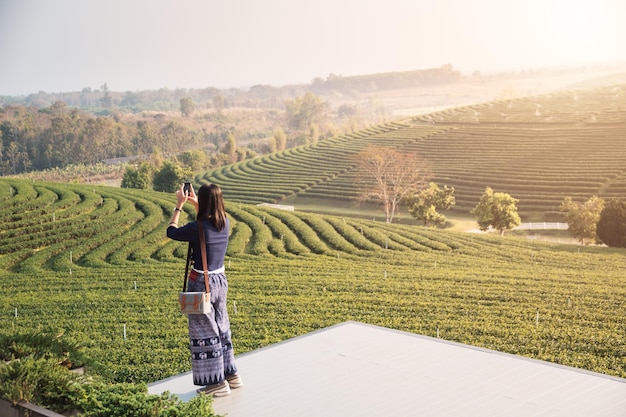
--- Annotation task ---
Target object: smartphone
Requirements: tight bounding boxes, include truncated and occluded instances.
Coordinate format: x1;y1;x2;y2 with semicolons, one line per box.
183;182;191;195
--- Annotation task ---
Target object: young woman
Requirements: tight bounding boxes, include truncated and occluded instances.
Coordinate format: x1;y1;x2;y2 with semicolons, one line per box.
167;183;241;397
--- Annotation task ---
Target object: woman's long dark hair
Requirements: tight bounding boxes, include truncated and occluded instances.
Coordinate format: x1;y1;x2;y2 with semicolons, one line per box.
196;184;227;231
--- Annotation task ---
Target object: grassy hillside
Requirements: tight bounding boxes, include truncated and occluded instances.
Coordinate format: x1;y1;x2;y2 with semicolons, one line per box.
0;179;624;384
195;84;626;220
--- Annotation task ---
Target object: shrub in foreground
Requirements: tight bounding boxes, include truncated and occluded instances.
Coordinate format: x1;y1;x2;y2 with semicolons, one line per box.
0;332;219;417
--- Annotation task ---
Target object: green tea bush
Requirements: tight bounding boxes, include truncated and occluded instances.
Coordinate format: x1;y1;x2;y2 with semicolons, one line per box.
0;332;219;417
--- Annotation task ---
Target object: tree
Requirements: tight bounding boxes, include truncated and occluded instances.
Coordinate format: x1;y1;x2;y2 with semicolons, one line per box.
560;196;604;244
100;83;112;109
133;120;157;154
121;91;140;107
222;133;237;163
285;92;327;130
353;146;431;223
83;117;120;164
179;97;195;117
3;141;31;174
596;199;626;248
407;182;455;227
267;136;277;153
213;93;225;111
273;128;287;152
158;121;194;154
121;162;153;190
471;187;521;235
178;150;208;171
337;103;358;119
308;122;320;144
152;161;190;193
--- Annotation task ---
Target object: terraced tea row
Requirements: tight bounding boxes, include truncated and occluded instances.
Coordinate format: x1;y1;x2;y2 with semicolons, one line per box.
0;179;464;274
195;122;449;205
1;179;625;384
193;84;625;219
416;85;626;124
400;123;626;214
2;178;603;272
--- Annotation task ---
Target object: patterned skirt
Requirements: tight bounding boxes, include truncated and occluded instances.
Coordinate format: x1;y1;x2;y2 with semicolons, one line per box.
187;271;238;386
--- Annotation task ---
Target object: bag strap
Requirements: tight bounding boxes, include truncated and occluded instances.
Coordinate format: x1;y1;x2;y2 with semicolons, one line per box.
182;242;192;292
197;221;210;294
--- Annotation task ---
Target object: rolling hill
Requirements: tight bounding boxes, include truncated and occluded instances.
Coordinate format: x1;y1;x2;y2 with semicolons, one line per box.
195;84;626;220
1;83;625;390
0;178;624;384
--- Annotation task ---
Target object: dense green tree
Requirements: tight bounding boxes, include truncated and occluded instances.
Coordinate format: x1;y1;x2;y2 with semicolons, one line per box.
223;133;237;163
560;196;604;245
407;182;456;227
353;146;431;223
2;142;31;174
471;187;521;235
178;149;208;171
152;161;190;193
121;162;153;189
596;199;626;248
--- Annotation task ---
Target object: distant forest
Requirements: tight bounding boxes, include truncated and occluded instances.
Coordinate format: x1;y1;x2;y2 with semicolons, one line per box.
0;66;466;176
2;64;595;176
0;66;462;112
0;101;210;174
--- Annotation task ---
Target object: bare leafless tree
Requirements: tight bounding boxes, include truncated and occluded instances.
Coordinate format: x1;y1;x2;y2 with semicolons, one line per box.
352;146;432;223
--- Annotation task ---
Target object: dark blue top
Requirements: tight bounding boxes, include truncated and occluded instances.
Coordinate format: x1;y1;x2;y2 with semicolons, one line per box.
167;218;230;271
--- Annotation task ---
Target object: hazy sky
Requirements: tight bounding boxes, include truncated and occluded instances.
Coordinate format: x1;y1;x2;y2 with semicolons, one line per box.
0;0;624;96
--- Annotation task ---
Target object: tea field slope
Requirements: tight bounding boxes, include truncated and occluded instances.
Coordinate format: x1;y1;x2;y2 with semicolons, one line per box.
0;179;624;384
196;84;626;219
412;84;626;216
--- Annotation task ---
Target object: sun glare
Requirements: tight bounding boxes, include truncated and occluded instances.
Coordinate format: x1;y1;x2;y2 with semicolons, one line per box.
525;0;620;65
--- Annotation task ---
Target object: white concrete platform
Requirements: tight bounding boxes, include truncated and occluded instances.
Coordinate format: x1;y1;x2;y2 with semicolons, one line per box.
148;321;626;417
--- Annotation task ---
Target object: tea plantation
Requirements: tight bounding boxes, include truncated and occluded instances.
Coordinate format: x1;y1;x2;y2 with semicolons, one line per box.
1;178;624;386
196;84;626;219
